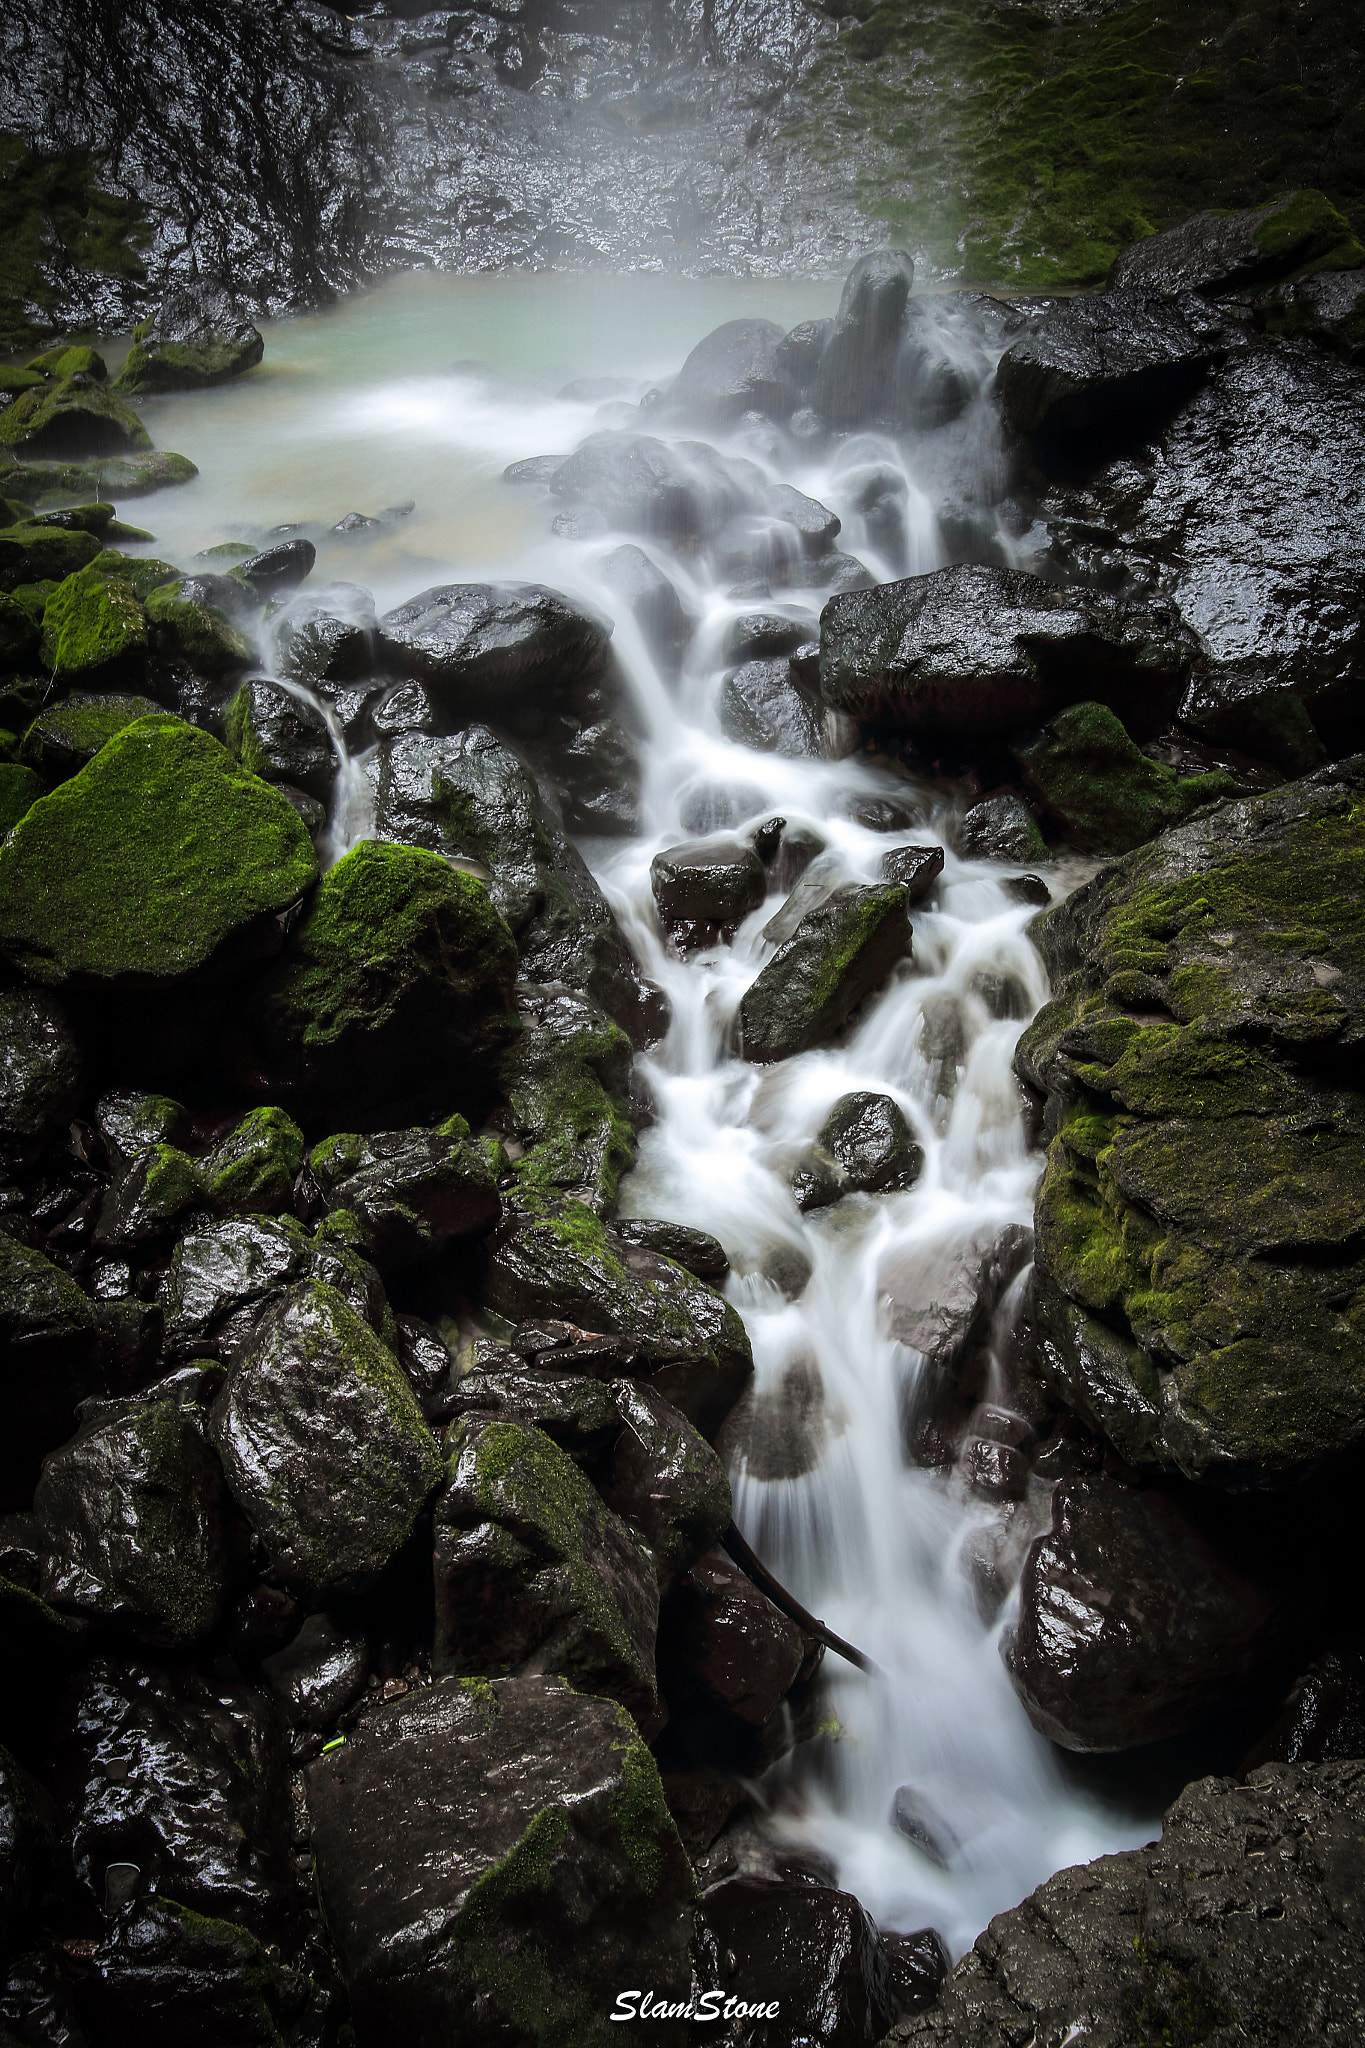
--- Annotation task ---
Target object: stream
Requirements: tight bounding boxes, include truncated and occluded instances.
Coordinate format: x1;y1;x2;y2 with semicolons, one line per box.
126;267;1159;1960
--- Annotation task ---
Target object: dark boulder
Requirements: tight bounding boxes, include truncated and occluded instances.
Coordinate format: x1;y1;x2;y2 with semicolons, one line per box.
764;482;841;555
160;1213;387;1365
994;290;1217;457
260;1612;369;1731
668;318;796;428
739;884;912;1063
495;980;637;1212
697;1878;903;2047
238;539;315;601
114;279;265;395
200;1105;305;1217
209;1279;441;1592
1012;700;1233;853
657;1546;804;1726
1257;265;1365;366
775;318;832;393
440;1351;621;1468
0;376;151;461
602;1380;732;1592
1108;189;1363;299
307;1117;499;1273
304;1674;693;2048
549;433;754;546
274;585;379;689
615;1219;729;1283
0;1231;104;1509
378;581;610;715
813;248;917;429
597;544;693;678
19;691;166;782
650;839;767;942
795;1091;924;1212
723;610;813;665
879;845;943;900
0;990;84;1169
957;794;1049;865
224;679;337;803
718;656;825;759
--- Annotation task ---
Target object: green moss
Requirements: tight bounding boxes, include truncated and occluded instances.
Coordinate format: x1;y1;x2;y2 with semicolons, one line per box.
146;585;253;677
204;1107;305;1215
38;566;147;682
606;1704;687;1901
0;522;103;593
115;331;263;397
811;887;907;1011
0;763;42;836
28;345;107;381
0;376;151;459
449;1809;609;2048
19;691;163;779
1251;188;1364;275
85;551;184;599
1015;702;1235;855
11;451;199;508
0;714;318;987
0;133;151;355
0;592;39;668
502;1005;637;1212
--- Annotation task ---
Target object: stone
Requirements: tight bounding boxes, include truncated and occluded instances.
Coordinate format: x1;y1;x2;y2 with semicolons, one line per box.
1108;189;1363;299
697;1879;903;2046
0;989;84;1168
19;691;163;780
96;1088;190;1160
0;763;41;834
224;678;336;802
38;567;148;687
74;1892;319;2047
114;280;265;395
434;1414;662;1731
200;1106;305;1216
879;844;943;900
657;1546;804;1725
0;717;318;989
307;1116;499;1272
237;539;315;600
614;1219;729;1283
12;452;198;505
764;482;842;555
496;981;637;1211
723;611;812;665
160;1213;386;1365
812;248;917;428
378;581;610;714
0;520;104;591
260;1612;369;1731
994;290;1216;455
597;544;692;678
248;839;519;1127
776;318;832;392
1012;700;1234;853
34;1394;225;1645
480;1200;753;1441
718;656;825;758
812;1091;924;1206
1257;264;1365;366
549;432;753;546
368;678;443;739
53;1658;299;1942
91;1142;207;1253
739;884;913;1063
602;1381;732;1592
209;1279;441;1592
274;585;378;688
650;839;767;938
441;1354;621;1467
888;1761;1365;2048
0;1231;104;1510
305;1674;693;2048
818;564;1193;740
145;582;254;678
1003;1474;1300;1751
957;794;1049;865
668;318;796;428
0;376;151;460
1016;763;1365;1482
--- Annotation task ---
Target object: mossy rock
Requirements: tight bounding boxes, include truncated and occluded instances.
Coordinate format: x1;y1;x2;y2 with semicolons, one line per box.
145;583;253;678
1013;701;1236;854
309;1115;500;1273
250;840;519;1128
92;1142;208;1252
0;375;151;461
27;345;107;381
0;522;103;593
115;332;263;397
19;692;164;782
0;592;40;667
1018;763;1365;1482
0;715;318;989
202;1107;306;1216
85;550;184;599
38;569;148;686
498;982;638;1212
0;764;42;837
10;451;198;509
0;368;49;401
738;882;913;1062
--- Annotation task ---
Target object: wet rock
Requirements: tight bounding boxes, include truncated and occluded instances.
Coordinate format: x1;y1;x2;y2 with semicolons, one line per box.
481;1200;753;1441
1108;189;1362;299
228;1582;303;1667
1004;1475;1299;1750
379;581;610;717
371;726;663;1045
678;777;769;834
657;1546;803;1725
1016;763;1365;1481
1;1231;104;1509
879;844;943;900
248;839;520;1127
957;793;1049;864
434;1413;662;1731
0;990;84;1169
1257;264;1365;366
37;567;149;690
144;581;254;679
53;1658;298;1940
615;1219;729;1282
819;564;1193;740
882;1224;1035;1455
651;839;767;940
536;711;644;837
881;1929;950;2019
995;291;1216;457
92;1143;206;1253
161;1213;386;1364
113;278;264;394
274;586;378;688
209;1279;441;1591
776;318;833;393
224;679;336;802
19;691;162;781
963;1438;1027;1503
260;1612;369;1731
760;848;848;949
889;1760;1365;2048
200;1106;305;1216
95;1089;190;1161
602;1381;731;1591
550;432;753;546
34;1393;225;1644
305;1673;693;2048
813;248;917;429
723;610;812;665
0;376;151;461
1012;699;1232;853
0;717;318;990
669;318;796;428
890;1788;959;1870
237;539;315;601
716;1356;826;1482
1245;1636;1365;1768
1001;873;1051;908
496;981;637;1211
739;883;913;1063
765;482;842;555
798;1091;924;1211
697;1878;903;2046
307;1117;499;1273
441;1351;621;1465
597;543;693;678
718;656;825;758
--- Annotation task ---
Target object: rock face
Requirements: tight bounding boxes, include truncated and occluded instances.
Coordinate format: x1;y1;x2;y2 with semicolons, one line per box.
889;1761;1365;2048
739;884;913;1062
304;1674;694;2048
1016;763;1365;1483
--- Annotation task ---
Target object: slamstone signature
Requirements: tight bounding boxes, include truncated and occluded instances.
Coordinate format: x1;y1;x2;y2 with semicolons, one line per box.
611;1991;781;2022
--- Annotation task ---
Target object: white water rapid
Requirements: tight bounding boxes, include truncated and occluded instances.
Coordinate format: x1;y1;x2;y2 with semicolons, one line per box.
127;270;1159;1959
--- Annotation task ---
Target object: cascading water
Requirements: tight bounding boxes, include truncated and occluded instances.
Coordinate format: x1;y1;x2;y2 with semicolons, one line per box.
127;269;1159;1961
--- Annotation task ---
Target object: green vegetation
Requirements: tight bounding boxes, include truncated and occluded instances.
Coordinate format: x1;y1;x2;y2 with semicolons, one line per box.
38;569;148;684
203;1106;306;1215
1014;702;1235;853
0;133;150;354
795;0;1365;286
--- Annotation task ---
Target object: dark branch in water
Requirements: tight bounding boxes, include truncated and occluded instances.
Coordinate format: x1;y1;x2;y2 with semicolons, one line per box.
720;1520;880;1677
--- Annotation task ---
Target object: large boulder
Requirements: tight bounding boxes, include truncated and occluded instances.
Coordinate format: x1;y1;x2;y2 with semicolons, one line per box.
495;981;637;1212
19;691;164;780
304;1674;694;2048
1108;189;1364;299
602;1381;732;1593
597;544;692;678
0;990;84;1168
161;1213;387;1364
994;290;1216;453
199;1106;305;1216
114;280;265;395
718;656;826;759
378;582;610;715
481;1200;753;1440
307;1117;499;1272
818;565;1193;739
668;318;796;428
657;1546;805;1726
812;248;917;429
1012;700;1234;852
37;569;148;688
650;839;767;943
0;717;318;988
0;375;151;460
224;679;337;803
549;433;754;545
739;883;912;1063
208;1279;442;1591
433;1414;663;1733
698;1879;906;2047
1257;265;1365;367
1016;764;1365;1483
888;1761;1365;2048
0;1232;105;1509
247;839;519;1126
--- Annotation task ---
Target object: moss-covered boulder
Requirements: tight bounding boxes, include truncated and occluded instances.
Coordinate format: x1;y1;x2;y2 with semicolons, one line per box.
0;1231;104;1510
1017;763;1365;1483
34;1395;225;1646
738;882;912;1063
309;1115;500;1273
161;1213;388;1365
0;521;103;592
200;1107;305;1216
27;345;108;381
0;591;40;666
0;716;318;989
497;982;638;1211
114;284;264;396
482;1200;752;1440
19;691;163;781
249;839;518;1128
1109;190;1364;299
0;764;42;836
38;567;147;685
83;550;181;597
434;1415;663;1733
11;451;198;507
146;581;254;678
0;376;150;461
209;1279;441;1592
304;1674;693;2048
1012;701;1236;854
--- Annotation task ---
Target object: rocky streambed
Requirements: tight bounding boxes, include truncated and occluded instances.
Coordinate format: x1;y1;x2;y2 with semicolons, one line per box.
1;195;1365;2047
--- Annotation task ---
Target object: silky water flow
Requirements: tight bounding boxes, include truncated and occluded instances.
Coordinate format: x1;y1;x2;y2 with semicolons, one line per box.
129;270;1160;1959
